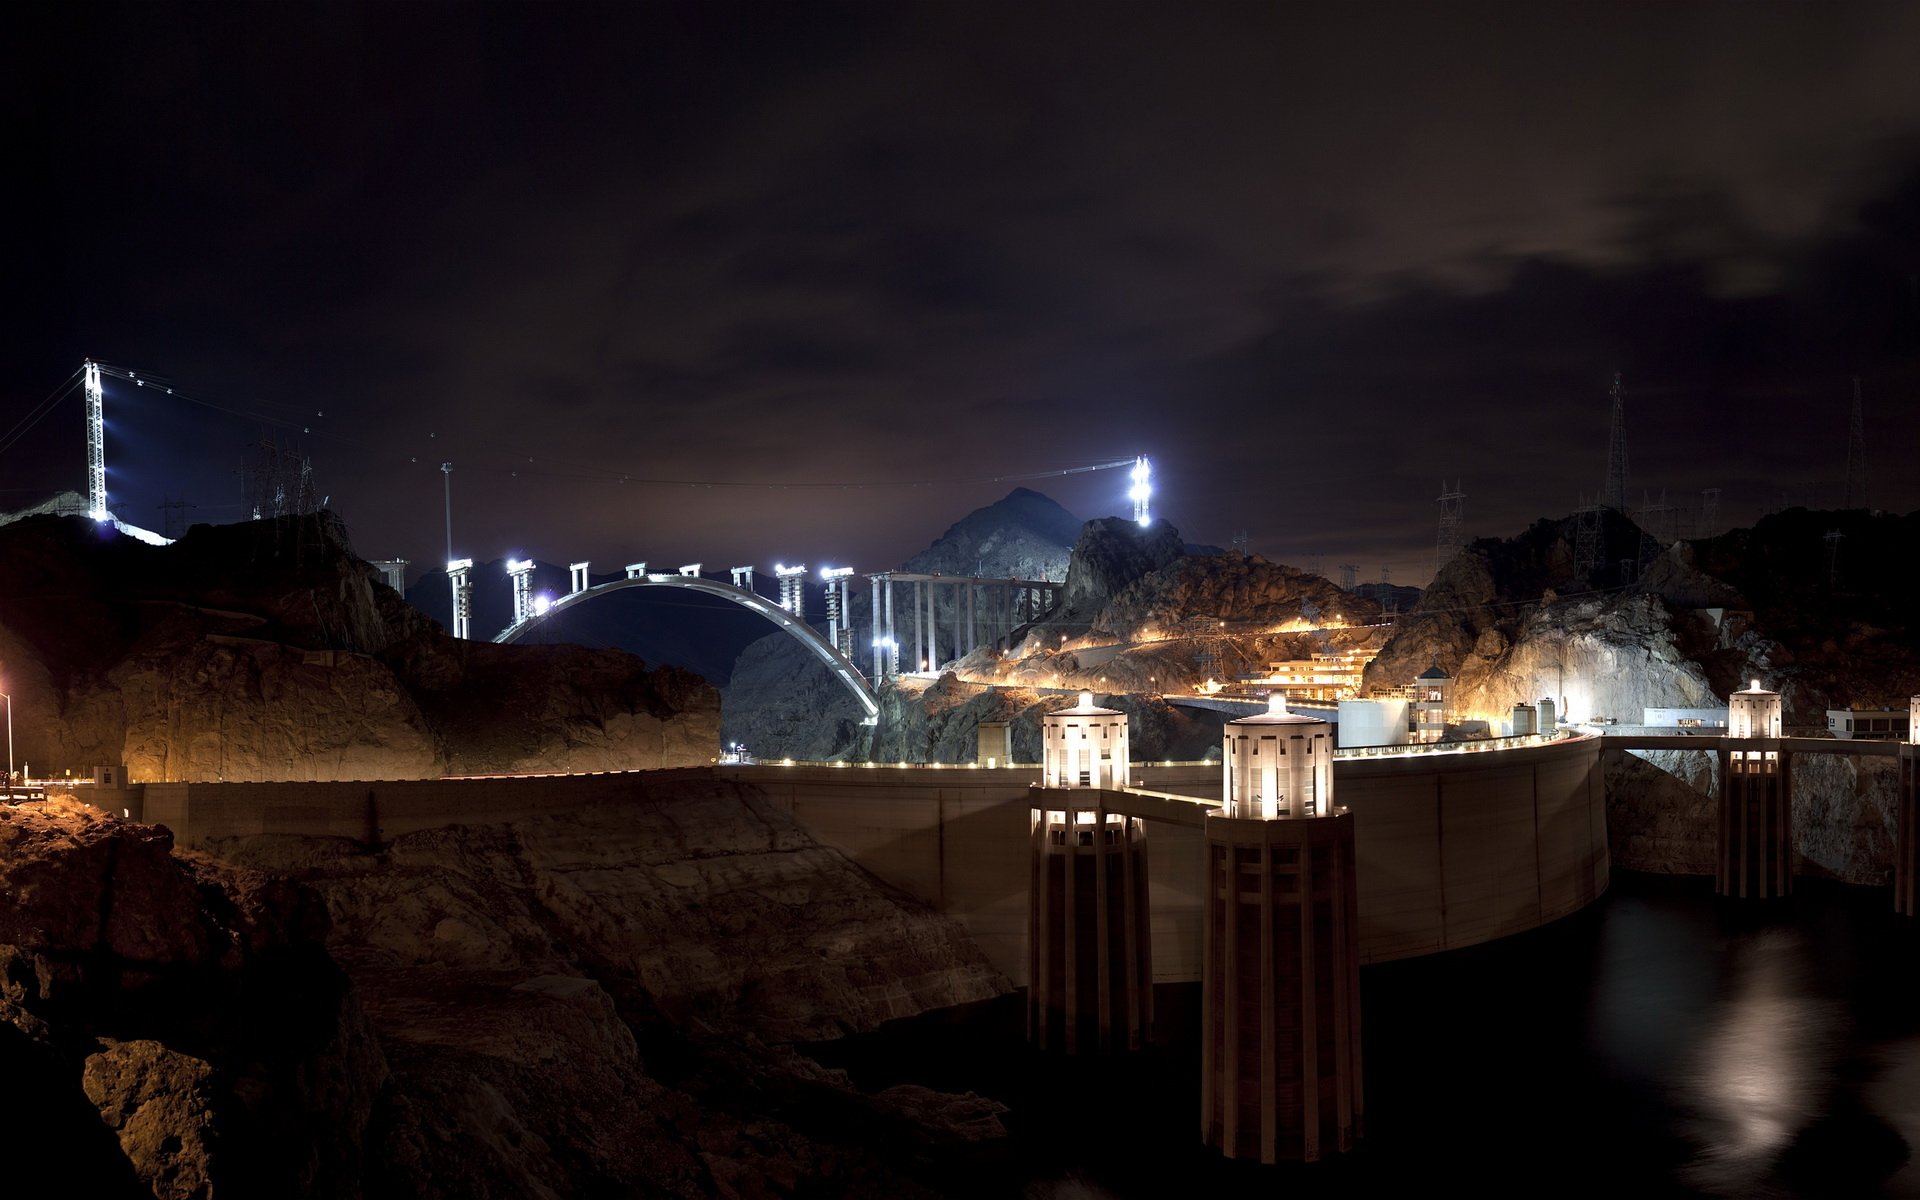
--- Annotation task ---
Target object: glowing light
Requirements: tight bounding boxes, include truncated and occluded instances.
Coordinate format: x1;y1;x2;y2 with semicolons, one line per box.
533;594;552;615
1129;456;1152;525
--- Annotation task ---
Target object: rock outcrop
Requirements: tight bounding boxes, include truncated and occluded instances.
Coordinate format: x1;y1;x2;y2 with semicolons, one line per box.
0;512;719;781
869;675;1219;764
215;769;1012;1194
0;798;388;1196
1055;517;1186;622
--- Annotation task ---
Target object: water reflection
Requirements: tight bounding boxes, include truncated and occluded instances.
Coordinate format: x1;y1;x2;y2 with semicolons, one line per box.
1681;928;1837;1195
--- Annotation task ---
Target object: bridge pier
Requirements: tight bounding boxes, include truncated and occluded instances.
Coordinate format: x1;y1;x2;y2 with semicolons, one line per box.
447;558;473;640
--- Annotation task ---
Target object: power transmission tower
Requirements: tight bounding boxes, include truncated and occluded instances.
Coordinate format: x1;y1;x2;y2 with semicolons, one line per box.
1825;529;1844;591
1231;529;1250;557
1600;372;1629;511
1573;493;1602;579
1435;480;1465;577
1845;377;1869;511
157;496;195;540
1699;487;1721;535
1305;554;1323;578
1338;563;1358;591
1379;564;1392;587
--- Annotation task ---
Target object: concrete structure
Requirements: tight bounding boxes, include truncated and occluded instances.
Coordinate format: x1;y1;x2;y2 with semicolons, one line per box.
867;571;1059;680
1203;703;1362;1163
1720;681;1791;900
496;570;879;722
1827;708;1911;740
1509;703;1536;737
1642;707;1728;729
1536;696;1557;732
1335;698;1410;749
1898;696;1920;916
446;558;474;641
1027;788;1153;1053
1249;650;1376;703
1042;693;1130;790
1414;665;1451;742
506;558;536;624
1223;695;1333;819
976;720;1011;767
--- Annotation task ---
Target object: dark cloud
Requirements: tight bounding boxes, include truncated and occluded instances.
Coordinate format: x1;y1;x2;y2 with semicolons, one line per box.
9;1;1920;584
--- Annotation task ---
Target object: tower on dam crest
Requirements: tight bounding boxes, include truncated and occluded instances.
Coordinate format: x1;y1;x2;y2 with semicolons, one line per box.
1202;695;1363;1163
1719;679;1791;901
1028;693;1153;1053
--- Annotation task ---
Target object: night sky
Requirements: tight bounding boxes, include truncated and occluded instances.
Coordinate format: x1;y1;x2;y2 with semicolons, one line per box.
11;2;1920;586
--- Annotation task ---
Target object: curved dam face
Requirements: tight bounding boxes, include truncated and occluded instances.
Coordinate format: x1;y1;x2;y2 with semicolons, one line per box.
127;735;1608;982
735;733;1610;980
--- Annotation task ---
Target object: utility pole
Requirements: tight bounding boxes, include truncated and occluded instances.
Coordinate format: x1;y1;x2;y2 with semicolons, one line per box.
440;463;454;563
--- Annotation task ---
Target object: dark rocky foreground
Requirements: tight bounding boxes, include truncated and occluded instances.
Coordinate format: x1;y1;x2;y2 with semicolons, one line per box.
1;780;1011;1198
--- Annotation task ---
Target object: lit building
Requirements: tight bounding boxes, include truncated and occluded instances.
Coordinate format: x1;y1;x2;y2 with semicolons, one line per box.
1041;692;1130;789
1720;679;1790;900
1202;700;1363;1163
1826;708;1912;740
1509;703;1536;737
1029;697;1152;1053
1246;650;1378;702
1413;665;1451;742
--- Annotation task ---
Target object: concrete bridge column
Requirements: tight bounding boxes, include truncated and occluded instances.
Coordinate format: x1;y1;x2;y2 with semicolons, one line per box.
871;576;883;682
1028;790;1153;1054
926;579;938;669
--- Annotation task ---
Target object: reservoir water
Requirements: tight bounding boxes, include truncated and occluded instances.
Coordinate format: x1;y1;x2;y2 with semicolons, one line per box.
812;873;1920;1197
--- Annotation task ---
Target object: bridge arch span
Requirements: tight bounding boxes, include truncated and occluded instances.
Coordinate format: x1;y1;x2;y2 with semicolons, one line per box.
493;575;877;720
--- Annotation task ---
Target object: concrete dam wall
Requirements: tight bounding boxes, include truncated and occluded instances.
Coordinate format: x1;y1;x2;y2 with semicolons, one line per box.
107;736;1606;983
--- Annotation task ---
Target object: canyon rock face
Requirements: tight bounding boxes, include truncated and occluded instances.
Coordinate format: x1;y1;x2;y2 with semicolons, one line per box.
1056;517;1187;622
869;675;1219;764
7;773;1016;1197
1606;745;1901;884
0;798;388;1197
215;769;1012;1194
0;512;718;781
722;632;872;761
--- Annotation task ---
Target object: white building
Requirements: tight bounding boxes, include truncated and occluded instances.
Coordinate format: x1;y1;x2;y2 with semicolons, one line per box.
1222;694;1334;820
1337;698;1410;749
1414;665;1451;743
1042;692;1130;789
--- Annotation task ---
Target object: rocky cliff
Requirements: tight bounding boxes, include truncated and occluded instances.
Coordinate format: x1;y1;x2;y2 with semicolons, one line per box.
6;771;1014;1197
868;674;1220;764
1372;507;1920;726
0;512;719;781
0;798;387;1197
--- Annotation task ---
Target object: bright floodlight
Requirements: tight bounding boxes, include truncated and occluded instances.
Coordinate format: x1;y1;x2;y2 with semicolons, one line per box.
534;594;552;615
1129;456;1152;525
